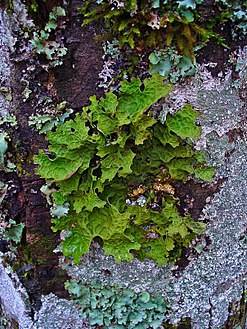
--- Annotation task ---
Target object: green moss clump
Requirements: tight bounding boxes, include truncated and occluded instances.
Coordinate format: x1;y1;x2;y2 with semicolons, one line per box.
80;0;246;66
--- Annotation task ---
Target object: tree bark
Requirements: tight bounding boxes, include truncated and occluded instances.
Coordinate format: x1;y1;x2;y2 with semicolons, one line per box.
0;1;246;328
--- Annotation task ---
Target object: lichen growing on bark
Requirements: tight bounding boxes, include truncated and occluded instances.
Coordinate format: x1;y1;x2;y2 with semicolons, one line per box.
57;61;247;329
0;0;246;328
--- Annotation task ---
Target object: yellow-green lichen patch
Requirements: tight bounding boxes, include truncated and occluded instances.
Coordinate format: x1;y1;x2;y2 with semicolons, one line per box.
34;75;214;265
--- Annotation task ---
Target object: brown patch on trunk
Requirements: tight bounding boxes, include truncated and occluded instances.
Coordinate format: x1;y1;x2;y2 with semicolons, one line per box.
53;0;105;108
171;178;225;276
174;178;226;221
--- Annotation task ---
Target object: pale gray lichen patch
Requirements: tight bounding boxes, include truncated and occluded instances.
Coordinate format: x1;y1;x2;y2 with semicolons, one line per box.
0;0;33;117
168;136;247;328
60;245;172;294
197;78;243;137
0;262;33;329
34;294;87;329
0;10;14;116
162;48;246;140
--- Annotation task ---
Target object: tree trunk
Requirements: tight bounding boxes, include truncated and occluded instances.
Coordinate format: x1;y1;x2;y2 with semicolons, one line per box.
0;1;246;328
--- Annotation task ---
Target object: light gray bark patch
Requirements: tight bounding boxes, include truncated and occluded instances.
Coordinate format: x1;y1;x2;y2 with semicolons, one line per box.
33;294;88;329
0;10;14;116
0;263;33;329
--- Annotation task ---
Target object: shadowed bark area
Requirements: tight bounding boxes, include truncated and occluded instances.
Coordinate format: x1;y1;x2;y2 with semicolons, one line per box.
53;0;105;107
3;55;69;308
0;0;106;311
24;0;63;24
0;1;102;306
223;288;247;329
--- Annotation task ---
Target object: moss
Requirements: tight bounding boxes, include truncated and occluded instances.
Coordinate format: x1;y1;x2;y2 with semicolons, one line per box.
12;143;34;177
80;0;246;62
22;234;57;266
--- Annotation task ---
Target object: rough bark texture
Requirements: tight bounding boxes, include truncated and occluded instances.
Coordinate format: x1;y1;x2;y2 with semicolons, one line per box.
0;1;246;329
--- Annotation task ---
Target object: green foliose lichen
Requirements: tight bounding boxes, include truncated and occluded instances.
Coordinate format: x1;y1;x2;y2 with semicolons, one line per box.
31;6;67;66
149;47;196;83
34;74;214;265
0;133;8;168
0;215;25;256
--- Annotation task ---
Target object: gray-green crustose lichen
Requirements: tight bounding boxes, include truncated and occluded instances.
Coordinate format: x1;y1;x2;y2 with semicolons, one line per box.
34;74;214;266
